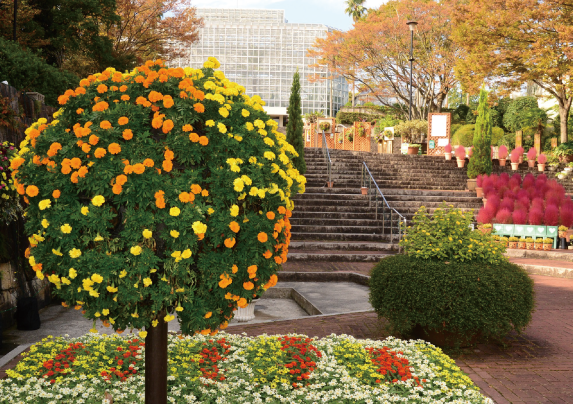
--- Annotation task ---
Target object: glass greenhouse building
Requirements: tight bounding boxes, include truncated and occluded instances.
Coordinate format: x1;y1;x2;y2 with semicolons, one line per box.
170;8;349;123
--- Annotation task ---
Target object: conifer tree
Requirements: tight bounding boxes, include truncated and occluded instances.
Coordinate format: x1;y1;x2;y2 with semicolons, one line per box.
467;88;492;179
286;70;306;174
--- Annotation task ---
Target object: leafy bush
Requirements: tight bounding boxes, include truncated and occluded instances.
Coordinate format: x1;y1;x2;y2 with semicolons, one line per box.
453;104;470;122
450;123;463;135
0;37;79;107
11;58;305;335
335;111;384;125
554;141;573;157
400;204;505;264
393;119;427;143
369;254;535;341
503;96;545;132
452;125;504;147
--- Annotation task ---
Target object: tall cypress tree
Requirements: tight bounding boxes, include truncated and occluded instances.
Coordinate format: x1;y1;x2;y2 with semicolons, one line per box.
286;70;306;175
467;88;493;179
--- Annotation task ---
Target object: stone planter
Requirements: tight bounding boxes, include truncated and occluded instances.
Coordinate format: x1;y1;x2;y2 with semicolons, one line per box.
235;299;259;322
457;158;465;168
445;152;451;160
528;160;535;168
467;178;476;191
499;158;507;166
482;198;487;208
538;163;545;172
407;146;419;155
361;187;368;195
519;156;523;164
475;187;483;198
511;162;519;170
548;165;558;172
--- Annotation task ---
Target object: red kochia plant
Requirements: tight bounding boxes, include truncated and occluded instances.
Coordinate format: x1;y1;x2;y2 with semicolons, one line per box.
498;145;508;159
510;148;521;163
528;207;544;225
455;145;466;160
538;154;547;164
560;203;573;228
512;208;527;224
500;197;515;212
444;143;452;153
544;204;560;226
527;147;537;161
495;209;512;224
522;174;536;189
477;207;494;224
476;174;485;187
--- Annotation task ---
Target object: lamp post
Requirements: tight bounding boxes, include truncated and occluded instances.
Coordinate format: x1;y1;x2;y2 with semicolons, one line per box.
406;20;418;121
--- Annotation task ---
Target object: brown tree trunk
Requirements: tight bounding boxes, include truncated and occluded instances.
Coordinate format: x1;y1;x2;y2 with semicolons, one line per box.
145;313;168;404
558;97;572;144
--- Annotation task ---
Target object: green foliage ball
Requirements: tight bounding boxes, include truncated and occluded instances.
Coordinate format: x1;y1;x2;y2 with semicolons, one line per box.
369;254;535;341
11;58;305;335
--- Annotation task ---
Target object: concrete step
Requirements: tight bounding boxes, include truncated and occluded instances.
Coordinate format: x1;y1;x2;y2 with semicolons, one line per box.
289;240;396;251
290;232;395;242
287;250;393;262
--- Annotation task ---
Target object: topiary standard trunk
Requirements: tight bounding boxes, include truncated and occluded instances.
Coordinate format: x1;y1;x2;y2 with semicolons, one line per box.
467;88;492;179
286;70;306;175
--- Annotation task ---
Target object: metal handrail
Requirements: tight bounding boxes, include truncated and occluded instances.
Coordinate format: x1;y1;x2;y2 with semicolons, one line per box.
321;130;332;187
361;161;407;246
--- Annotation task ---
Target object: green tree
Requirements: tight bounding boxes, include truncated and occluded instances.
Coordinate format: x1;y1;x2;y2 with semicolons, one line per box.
467;88;492;179
344;0;366;22
287;71;306;175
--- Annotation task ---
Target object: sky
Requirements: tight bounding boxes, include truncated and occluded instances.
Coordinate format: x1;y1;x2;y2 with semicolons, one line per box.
190;0;387;31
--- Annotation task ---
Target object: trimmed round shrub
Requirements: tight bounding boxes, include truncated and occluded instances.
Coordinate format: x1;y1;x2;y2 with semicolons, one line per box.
451;124;504;146
11;58;305;335
369;254;535;341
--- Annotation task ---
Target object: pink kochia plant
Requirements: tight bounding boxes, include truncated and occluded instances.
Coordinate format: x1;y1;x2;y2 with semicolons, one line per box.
538;154;547;164
444;143;452;153
476;174;485;188
527;148;537;161
495;209;513;224
510;148;521;163
455;145;466;160
498;145;508;159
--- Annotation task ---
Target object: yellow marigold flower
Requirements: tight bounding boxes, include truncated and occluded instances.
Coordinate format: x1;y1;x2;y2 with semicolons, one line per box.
94;233;104;241
91;195;105;206
217;123;227;133
52;248;63;256
38;199;51;210
230;205;239;217
241;109;250;117
233;178;244;192
164;314;175;322
143;278;152;287
264;151;276;160
245;122;254;131
207;207;214;215
264;137;274;146
41;219;49;228
102;309;109;316
171;250;181;258
69;248;81;258
107;286;118;293
249;156;257;164
152;320;159;327
142;229;152;239
139;331;148;339
205;120;215;127
81;206;89;215
69;268;77;279
182;249;192;259
175;305;183;312
61;224;72;234
219;107;229;118
130;246;142;255
169;207;180;216
192;221;207;234
170;230;180;238
119;270;127;278
90;328;98;333
91;273;103;283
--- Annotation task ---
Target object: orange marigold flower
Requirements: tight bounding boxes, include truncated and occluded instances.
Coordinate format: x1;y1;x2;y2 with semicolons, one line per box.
78;166;88;178
179;91;188;99
257;232;268;243
163;95;174;108
10;157;25;170
237;298;248;308
33;155;41;165
151;117;163;129
124;165;134;174
162;119;174;134
71;171;79;183
136;96;147;105
122;129;133;140
76;108;84;114
135;75;145;84
94;148;107;158
110;86;118;91
112;184;123;194
118;117;129;125
108;143;121;154
89;135;99;145
224;238;236;248
243;282;254;290
100;120;112;130
26;185;39;197
229;221;240;233
121;94;130;101
232;265;238;273
201;189;209;197
199;136;209;146
132;163;145;174
116;175;127;185
97;84;108;93
189;133;199;142
58;95;69;105
193;103;205;113
143;158;154;167
162;159;173;172
148;91;163;102
263;250;272;259
70;157;82;169
182;124;193;132
75;87;86;95
119;85;127;92
151;106;160;112
278;206;286;215
266;211;275;220
92;101;109;112
16;183;25;195
179;192;190;203
61;165;72;174
81;144;91;153
195;90;205;101
164;149;174;160
274;256;283;264
191;184;202;194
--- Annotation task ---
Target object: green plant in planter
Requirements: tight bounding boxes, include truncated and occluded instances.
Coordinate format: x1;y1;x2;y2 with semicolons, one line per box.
543;238;553;244
346;128;354;142
554;141;573;159
467;88;493;179
393;120;427;143
318;121;331;132
509;236;519;242
357;125;366;137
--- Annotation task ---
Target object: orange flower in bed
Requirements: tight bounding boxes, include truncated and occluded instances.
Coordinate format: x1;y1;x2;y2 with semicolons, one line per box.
70;158;82;169
274;256;282;264
179;192;190;203
81;143;91;153
100;120;112;130
163;95;174;108
112;184;123;194
94;148;107;158
121;94;130;101
148;91;163;102
263;250;272;259
108;143;121;154
116;175;128;185
164;149;174;160
182;124;193;132
278;206;286;215
224;238;236;248
118;117;129;125
26;185;39;197
52;190;61;199
257;232;268;243
97;84;108;93
132;163;145;174
193;103;205;113
122;129;133;140
266;211;275;220
243;281;254;290
190;184;201;194
78;166;88;178
92;101;109;112
229;221;240;233
162;120;174;134
89;135;99;145
199;136;209;146
162;160;172;172
143;158;154;167
189;133;199;142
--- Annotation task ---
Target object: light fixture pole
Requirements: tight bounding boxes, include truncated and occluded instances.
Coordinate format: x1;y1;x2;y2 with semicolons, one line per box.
13;0;17;42
406;20;418;121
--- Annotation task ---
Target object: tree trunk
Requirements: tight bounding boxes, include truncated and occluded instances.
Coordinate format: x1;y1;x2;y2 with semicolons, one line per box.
558;98;572;144
145;313;168;404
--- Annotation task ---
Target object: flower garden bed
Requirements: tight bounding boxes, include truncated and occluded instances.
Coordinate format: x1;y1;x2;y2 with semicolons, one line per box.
0;333;492;403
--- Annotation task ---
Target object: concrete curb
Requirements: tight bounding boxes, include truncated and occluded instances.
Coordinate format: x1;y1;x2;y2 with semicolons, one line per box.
517;263;573;279
505;249;573;262
0;344;31;369
278;271;370;286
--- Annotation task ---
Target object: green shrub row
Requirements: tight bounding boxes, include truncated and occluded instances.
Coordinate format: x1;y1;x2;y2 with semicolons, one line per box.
451;124;504;147
336;111;384;125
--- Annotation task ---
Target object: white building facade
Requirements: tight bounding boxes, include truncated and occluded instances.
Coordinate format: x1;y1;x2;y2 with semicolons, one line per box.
170;8;348;124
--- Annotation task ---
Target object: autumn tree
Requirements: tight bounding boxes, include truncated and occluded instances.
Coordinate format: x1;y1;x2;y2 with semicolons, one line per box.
309;0;462;120
452;0;573;143
0;0;48;50
107;0;202;69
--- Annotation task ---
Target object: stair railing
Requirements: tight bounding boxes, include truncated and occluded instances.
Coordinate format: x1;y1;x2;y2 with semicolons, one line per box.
361;161;407;246
321;130;333;187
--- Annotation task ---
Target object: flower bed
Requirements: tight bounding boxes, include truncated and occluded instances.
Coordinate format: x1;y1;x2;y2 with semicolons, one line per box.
0;333;492;403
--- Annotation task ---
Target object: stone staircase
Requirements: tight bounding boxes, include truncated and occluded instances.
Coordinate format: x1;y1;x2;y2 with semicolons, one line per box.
288;149;483;262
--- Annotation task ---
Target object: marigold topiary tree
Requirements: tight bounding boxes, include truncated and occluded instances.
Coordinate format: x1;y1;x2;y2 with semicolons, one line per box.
10;57;306;403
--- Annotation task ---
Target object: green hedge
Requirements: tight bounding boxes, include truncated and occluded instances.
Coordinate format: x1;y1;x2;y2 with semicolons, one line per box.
336;111;384;125
451;124;504;146
369;254;535;343
0;38;79;107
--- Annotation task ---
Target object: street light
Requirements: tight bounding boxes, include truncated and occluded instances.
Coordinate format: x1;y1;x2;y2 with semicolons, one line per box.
406;20;418;121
